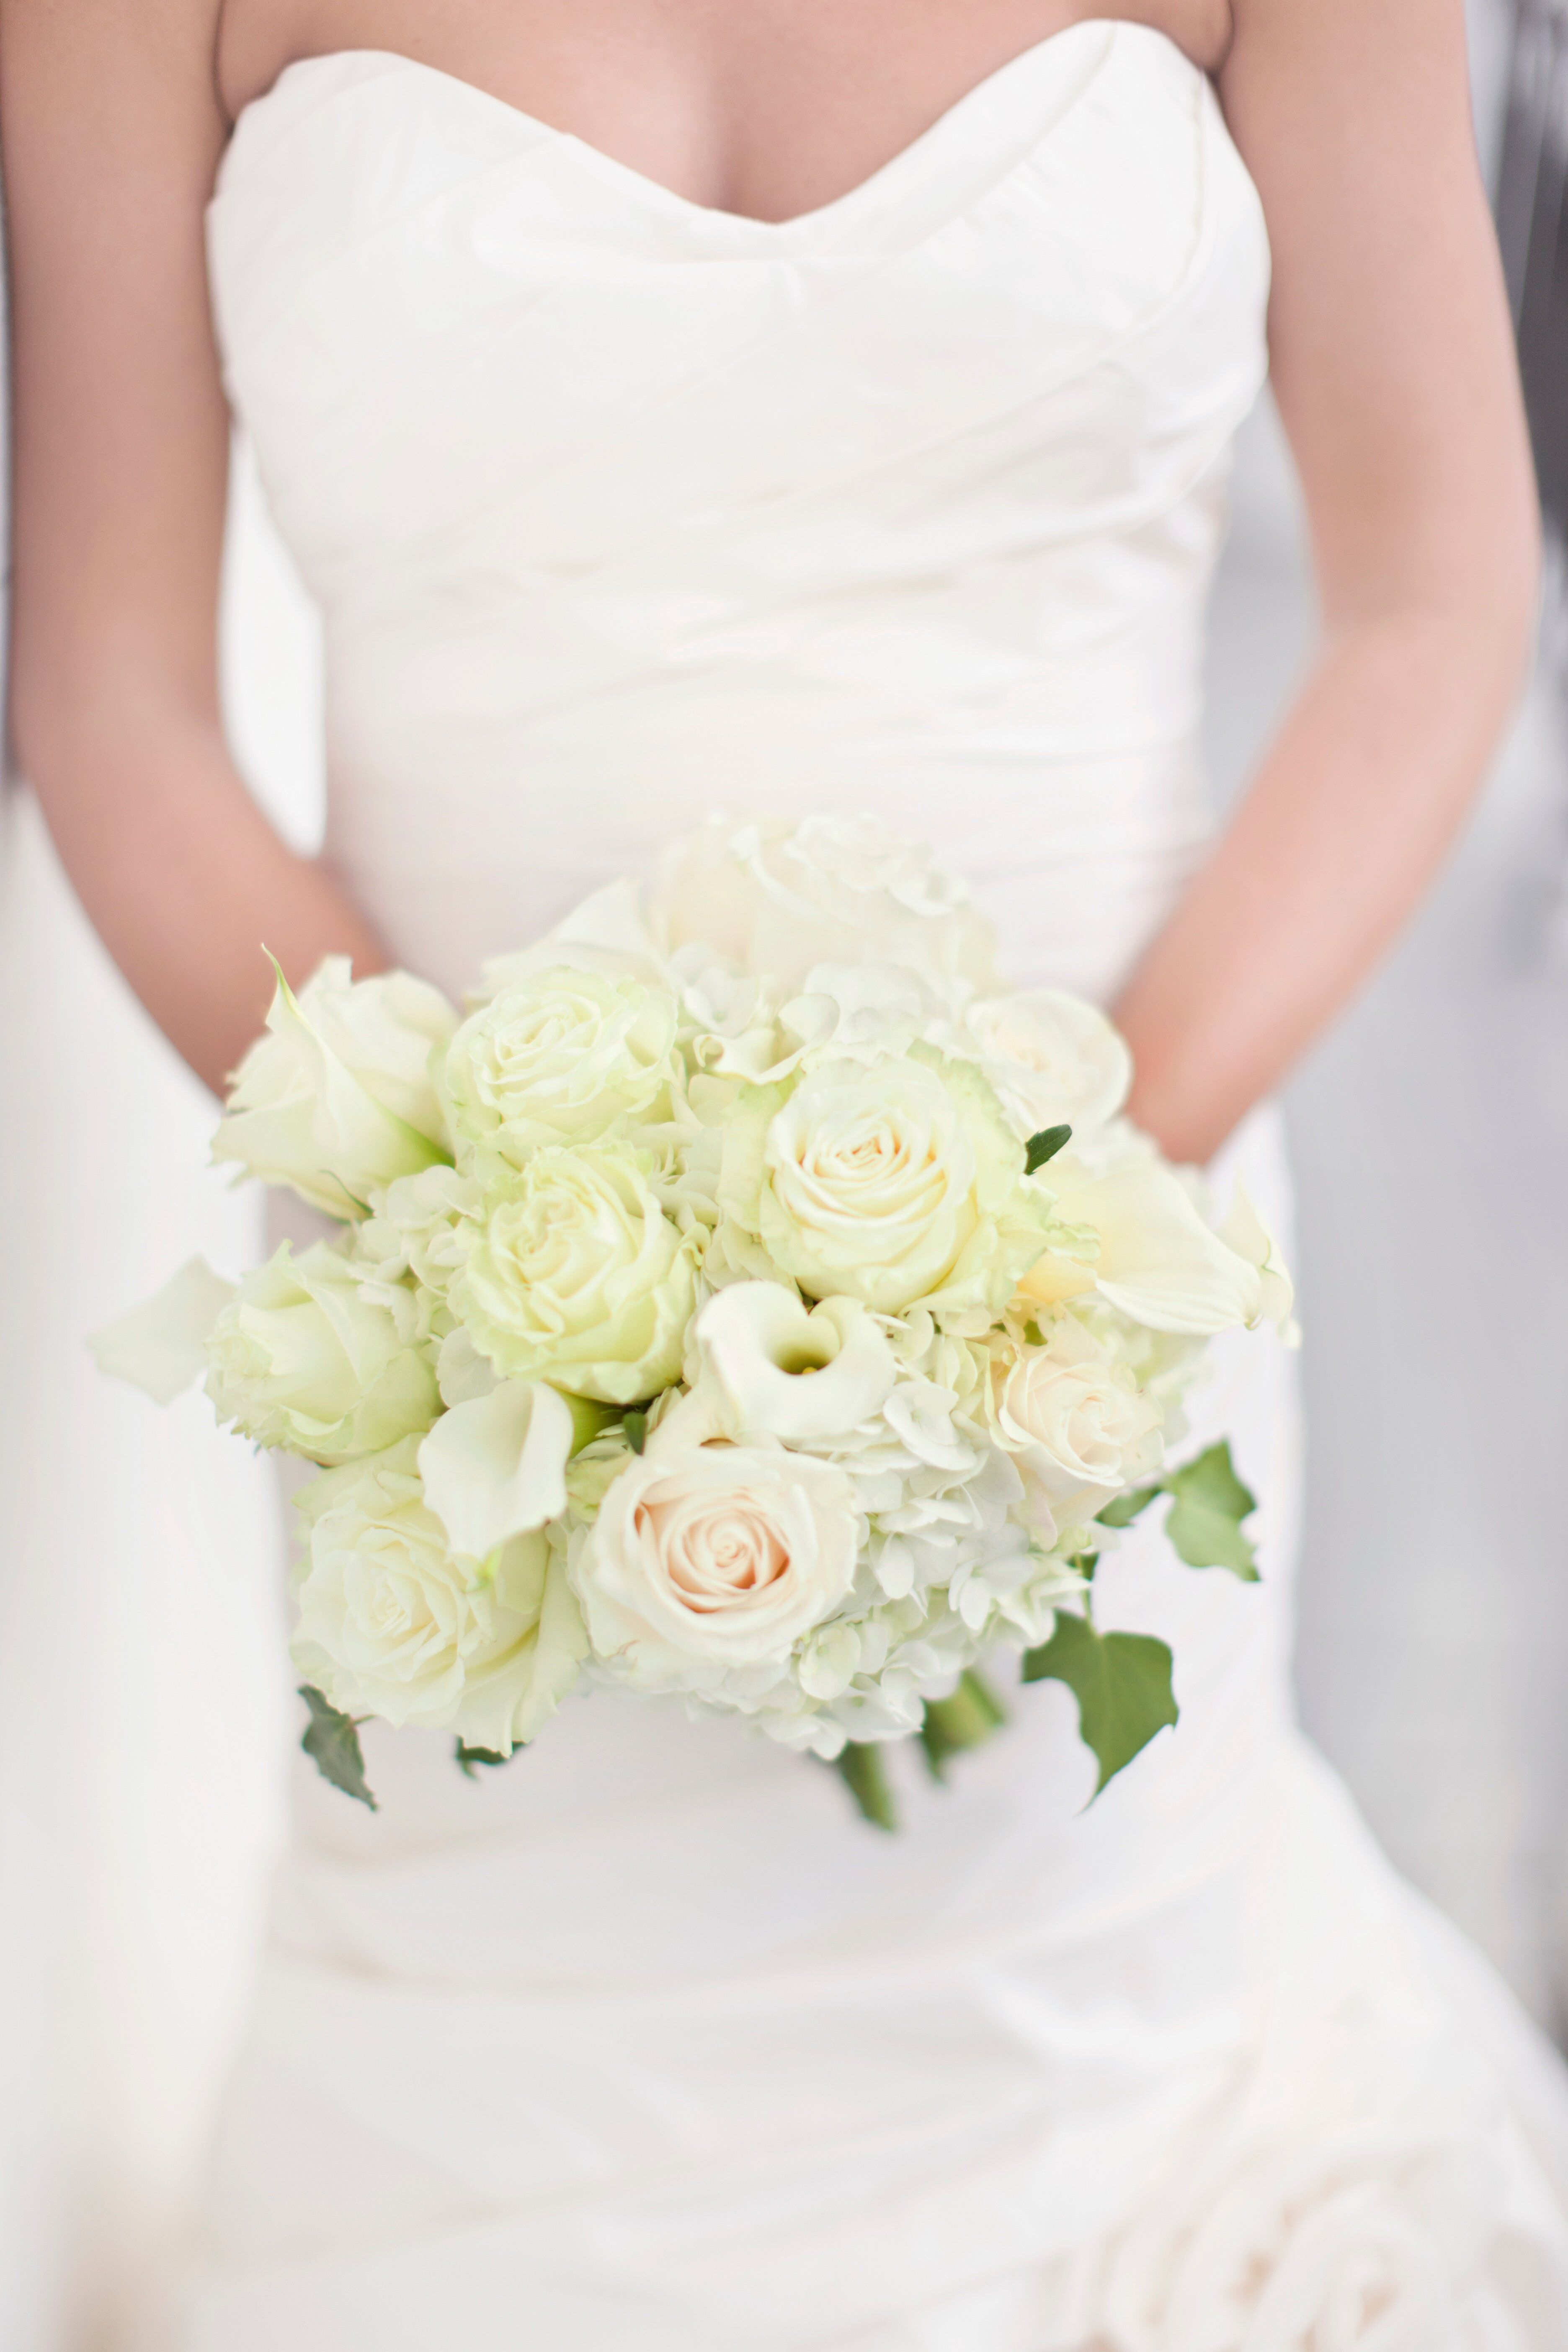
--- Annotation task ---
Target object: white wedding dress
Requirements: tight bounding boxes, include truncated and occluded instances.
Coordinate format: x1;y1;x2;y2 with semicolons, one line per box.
186;25;1568;2346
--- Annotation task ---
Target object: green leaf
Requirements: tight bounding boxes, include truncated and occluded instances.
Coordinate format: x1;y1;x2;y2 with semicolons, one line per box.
622;1409;649;1455
1021;1614;1178;1795
833;1741;899;1831
1096;1484;1162;1530
918;1668;1007;1782
1024;1123;1073;1174
1163;1442;1259;1580
298;1685;377;1811
454;1740;514;1778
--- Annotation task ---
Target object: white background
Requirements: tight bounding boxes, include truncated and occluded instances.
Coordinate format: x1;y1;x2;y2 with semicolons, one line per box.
2;7;1565;2342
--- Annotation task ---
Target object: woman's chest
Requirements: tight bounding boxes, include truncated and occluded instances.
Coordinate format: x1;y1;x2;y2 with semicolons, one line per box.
217;0;1232;227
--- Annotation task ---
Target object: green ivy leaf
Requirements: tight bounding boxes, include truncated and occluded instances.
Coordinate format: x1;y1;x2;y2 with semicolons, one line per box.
918;1669;1007;1783
454;1741;513;1778
1095;1484;1162;1530
1024;1123;1073;1174
834;1741;899;1831
298;1685;377;1811
1021;1614;1178;1795
1163;1442;1259;1580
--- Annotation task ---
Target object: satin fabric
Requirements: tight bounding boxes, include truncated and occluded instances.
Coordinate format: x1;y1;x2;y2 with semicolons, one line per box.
187;27;1568;2344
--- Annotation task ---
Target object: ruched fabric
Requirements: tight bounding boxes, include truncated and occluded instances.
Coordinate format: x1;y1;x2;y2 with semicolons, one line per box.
188;27;1568;2344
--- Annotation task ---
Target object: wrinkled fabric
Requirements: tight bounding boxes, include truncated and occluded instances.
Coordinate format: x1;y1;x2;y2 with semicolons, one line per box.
186;27;1568;2345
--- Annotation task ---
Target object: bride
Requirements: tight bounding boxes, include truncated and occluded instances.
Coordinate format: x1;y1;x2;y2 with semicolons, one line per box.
7;1;1567;2343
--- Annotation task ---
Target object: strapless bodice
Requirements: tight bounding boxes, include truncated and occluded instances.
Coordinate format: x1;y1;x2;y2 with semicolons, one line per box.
207;23;1269;1002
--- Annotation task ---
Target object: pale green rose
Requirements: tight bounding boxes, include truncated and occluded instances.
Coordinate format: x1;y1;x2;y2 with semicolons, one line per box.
203;1241;439;1463
355;1163;481;1295
717;1047;1053;1320
213;958;456;1218
451;1142;701;1403
291;1438;587;1750
440;966;681;1170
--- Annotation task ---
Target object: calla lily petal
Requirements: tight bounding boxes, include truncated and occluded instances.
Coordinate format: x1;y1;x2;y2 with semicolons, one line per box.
89;1256;237;1404
419;1380;573;1558
1220;1182;1298;1338
1051;1157;1261;1334
696;1281;897;1441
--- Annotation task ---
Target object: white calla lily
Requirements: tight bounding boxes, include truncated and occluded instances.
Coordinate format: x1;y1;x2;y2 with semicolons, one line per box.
696;1282;896;1442
418;1380;574;1559
89;1256;237;1404
1220;1183;1298;1339
1024;1153;1262;1334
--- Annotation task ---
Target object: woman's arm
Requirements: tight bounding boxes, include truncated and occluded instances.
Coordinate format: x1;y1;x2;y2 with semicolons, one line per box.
2;0;387;1096
1114;0;1540;1165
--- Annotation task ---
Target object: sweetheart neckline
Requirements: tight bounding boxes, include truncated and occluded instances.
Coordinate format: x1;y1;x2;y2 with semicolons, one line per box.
225;19;1194;238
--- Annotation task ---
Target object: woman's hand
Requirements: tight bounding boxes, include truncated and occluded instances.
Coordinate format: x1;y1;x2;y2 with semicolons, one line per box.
1115;0;1540;1166
1;0;388;1096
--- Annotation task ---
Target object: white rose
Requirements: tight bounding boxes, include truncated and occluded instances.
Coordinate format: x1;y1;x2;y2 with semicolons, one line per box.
212;958;456;1218
963;988;1132;1143
666;945;794;1083
291;1439;588;1749
991;1313;1162;1525
451;1142;701;1402
354;1163;480;1295
203;1241;438;1463
571;1436;861;1696
720;1050;1051;1318
440;966;680;1169
650;813;997;992
692;1282;897;1442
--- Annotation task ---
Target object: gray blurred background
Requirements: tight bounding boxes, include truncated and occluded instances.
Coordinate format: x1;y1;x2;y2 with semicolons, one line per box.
2;4;1566;2343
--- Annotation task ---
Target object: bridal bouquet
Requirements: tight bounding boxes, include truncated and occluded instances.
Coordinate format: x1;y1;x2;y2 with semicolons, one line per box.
95;816;1291;1824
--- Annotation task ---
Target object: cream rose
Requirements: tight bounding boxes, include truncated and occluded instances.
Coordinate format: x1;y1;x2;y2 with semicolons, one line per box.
291;1440;588;1750
213;958;456;1218
720;1050;1051;1318
451;1142;700;1402
440;966;680;1169
650;813;998;992
992;1313;1161;1525
963;988;1132;1143
571;1436;860;1695
203;1241;438;1463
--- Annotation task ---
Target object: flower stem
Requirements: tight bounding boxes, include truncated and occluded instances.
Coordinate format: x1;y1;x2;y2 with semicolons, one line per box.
918;1668;1008;1783
834;1741;899;1831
